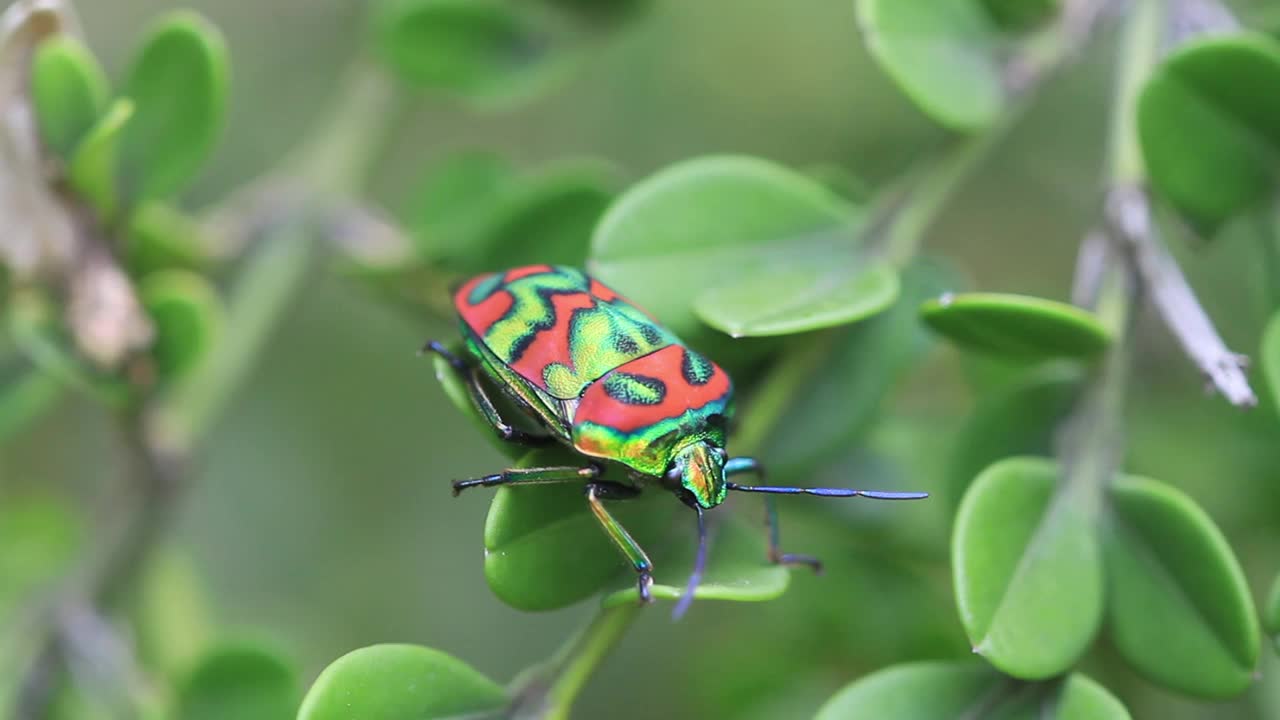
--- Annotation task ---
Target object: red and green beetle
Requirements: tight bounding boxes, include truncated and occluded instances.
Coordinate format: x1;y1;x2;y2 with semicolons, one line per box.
426;264;926;616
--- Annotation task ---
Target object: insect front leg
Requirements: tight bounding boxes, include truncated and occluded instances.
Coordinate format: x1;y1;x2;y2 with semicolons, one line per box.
585;482;654;604
452;464;601;495
422;340;553;447
724;457;823;573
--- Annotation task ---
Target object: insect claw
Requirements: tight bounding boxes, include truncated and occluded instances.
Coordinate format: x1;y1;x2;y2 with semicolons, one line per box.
638;572;654;604
770;550;823;575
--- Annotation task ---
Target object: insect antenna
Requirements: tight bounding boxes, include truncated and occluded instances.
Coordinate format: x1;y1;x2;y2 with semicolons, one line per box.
726;482;928;500
671;503;709;621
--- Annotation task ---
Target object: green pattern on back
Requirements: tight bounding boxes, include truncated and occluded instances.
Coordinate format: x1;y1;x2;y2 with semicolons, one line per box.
469;266;681;400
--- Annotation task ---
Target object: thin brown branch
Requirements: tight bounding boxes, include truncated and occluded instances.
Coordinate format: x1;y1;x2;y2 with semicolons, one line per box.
1105;185;1257;407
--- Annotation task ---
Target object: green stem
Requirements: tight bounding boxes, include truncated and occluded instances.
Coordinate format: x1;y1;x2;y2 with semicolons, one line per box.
1108;0;1162;186
513;603;640;720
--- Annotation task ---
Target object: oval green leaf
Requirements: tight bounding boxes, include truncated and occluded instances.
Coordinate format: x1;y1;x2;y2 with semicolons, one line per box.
67;97;133;221
953;456;1103;678
599;516;789;608
175;643;297;720
815;661;1130;720
119;10;229;204
140;270;224;382
1138;33;1280;234
1105;474;1260;697
134;547;213;677
297;644;507;720
30;35;109;160
694;259;898;338
857;0;1005;131
921;292;1110;360
483;448;676;610
946;362;1083;505
590;156;877;346
373;0;574;105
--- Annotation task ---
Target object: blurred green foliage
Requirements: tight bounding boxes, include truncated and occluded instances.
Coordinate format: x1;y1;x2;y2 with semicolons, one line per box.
3;0;1280;719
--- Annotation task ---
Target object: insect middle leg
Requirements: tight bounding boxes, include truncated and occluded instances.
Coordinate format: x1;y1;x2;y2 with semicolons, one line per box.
585;482;654;604
422;340;552;447
452;464;600;495
724;457;823;573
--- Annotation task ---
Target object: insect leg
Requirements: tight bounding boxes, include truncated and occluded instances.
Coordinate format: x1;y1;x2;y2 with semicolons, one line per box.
422;340;552;447
586;483;654;604
724;457;822;572
452;464;600;495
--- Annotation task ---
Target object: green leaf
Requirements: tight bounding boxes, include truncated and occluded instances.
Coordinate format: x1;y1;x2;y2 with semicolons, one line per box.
590;156;887;346
373;0;575;106
857;0;1005;131
1266;574;1280;653
977;0;1059;31
125;202;216;277
140;270;224;382
483;448;676;610
952;457;1103;678
67;97;134;221
1138;32;1280;234
762;258;956;480
815;662;1130;720
599;515;789;608
946;363;1083;505
921;292;1110;360
1105;474;1260;697
30;35;109;160
119;10;229;204
297;644;507;720
694;260;898;338
175;643;298;720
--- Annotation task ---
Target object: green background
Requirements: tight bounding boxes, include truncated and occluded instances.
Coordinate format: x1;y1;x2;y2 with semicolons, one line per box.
5;1;1280;718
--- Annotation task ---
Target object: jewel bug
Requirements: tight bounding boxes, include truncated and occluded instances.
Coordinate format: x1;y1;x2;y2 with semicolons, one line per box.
426;264;927;617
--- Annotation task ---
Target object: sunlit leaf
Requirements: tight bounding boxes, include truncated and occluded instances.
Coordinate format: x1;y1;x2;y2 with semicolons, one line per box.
125;202;216;277
921;292;1110;360
953;457;1102;678
1105;474;1260;697
591;156;889;347
297;644;507;720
